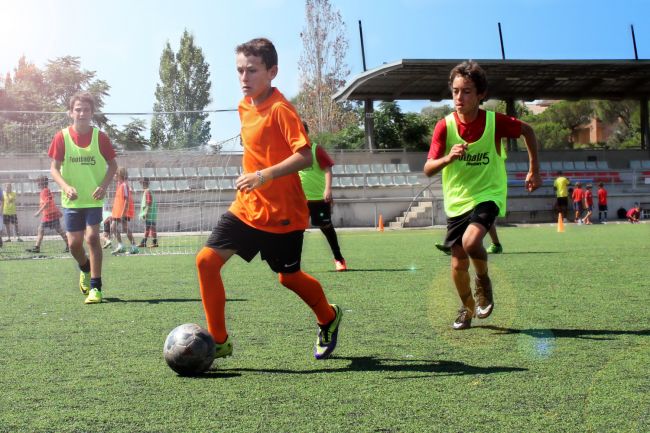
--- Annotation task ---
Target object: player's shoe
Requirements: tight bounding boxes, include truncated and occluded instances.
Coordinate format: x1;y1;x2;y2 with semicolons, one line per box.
63;246;70;253
137;241;146;248
79;271;91;296
435;243;452;255
129;245;139;254
16;238;23;242
474;274;494;319
112;245;126;255
453;307;473;330
334;259;347;272
84;288;103;304
26;246;41;253
102;240;112;249
487;243;503;254
214;335;233;359
314;304;343;360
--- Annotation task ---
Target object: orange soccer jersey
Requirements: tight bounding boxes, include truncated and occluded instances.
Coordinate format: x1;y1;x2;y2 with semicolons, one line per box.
111;181;135;219
229;88;310;233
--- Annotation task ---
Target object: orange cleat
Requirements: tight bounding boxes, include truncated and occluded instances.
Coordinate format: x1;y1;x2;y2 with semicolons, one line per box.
335;259;347;272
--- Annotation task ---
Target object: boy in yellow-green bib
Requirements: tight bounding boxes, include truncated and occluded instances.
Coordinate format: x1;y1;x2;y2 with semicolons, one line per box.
48;92;118;304
424;61;541;330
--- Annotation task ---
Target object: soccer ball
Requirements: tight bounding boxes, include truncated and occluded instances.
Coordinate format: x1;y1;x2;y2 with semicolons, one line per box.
163;323;215;376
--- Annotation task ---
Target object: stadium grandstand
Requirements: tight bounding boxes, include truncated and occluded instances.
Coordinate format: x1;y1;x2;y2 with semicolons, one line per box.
2;59;650;260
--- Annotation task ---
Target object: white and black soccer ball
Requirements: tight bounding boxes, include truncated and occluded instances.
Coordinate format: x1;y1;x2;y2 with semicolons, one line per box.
163;323;215;376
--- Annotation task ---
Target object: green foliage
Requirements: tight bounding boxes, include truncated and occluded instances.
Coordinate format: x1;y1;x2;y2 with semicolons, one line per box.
1;225;649;432
531;121;572;150
150;30;212;150
0;55;112;153
114;118;150;151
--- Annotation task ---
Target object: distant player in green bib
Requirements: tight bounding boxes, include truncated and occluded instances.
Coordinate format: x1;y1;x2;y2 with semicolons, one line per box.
424;61;541;330
299;122;347;271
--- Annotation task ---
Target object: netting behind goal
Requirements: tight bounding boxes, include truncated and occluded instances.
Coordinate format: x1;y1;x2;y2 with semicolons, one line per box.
0;112;243;260
0;145;243;260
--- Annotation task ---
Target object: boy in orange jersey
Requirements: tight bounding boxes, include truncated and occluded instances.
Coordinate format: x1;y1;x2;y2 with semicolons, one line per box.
582;184;594;225
25;176;69;254
572;182;584;223
110;167;138;255
48;92;117;304
195;38;342;361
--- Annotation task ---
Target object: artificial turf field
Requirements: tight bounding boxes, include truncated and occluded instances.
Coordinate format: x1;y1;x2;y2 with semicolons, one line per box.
1;222;648;433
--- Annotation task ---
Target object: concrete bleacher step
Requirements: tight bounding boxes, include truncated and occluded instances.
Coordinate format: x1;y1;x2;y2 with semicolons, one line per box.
390;201;434;228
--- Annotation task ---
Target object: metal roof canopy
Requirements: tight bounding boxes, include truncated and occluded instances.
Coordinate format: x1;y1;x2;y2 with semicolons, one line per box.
333;59;650;102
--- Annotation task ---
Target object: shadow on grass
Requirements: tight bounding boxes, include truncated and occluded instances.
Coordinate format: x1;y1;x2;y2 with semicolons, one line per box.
103;297;247;304
201;356;527;378
480;325;650;340
322;268;419;273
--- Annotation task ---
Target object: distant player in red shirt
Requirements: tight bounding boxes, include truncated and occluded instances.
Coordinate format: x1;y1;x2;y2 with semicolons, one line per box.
572;182;584;223
582;184;594;225
25;176;68;254
597;182;608;223
195;38;341;362
626;203;641;223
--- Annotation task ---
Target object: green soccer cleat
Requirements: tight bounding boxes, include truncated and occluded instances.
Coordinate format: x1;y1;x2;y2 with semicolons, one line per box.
214;335;233;359
79;271;91;296
129;245;140;255
84;288;103;304
487;243;503;254
314;304;343;360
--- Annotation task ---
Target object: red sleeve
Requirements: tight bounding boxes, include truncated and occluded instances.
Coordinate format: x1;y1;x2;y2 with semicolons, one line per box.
98;131;116;161
427;119;447;160
315;145;334;170
47;131;66;161
494;112;523;142
146;190;152;205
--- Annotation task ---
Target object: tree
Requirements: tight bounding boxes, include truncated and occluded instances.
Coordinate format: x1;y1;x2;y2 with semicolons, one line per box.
0;55;111;153
150;30;212;149
297;0;353;135
114;118;150;151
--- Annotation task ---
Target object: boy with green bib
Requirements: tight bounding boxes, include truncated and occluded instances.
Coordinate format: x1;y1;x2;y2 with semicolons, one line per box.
299;122;347;271
424;61;541;330
49;92;118;304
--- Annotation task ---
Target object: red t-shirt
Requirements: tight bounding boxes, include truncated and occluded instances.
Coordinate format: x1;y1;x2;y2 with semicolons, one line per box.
315;145;334;170
627;208;640;219
584;189;593;206
597;187;607;205
48;126;116;162
427;110;523;160
39;187;61;222
572;188;584;202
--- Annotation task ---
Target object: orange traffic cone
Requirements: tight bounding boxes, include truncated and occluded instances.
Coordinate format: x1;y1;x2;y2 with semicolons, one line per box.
377;214;384;232
557;212;565;233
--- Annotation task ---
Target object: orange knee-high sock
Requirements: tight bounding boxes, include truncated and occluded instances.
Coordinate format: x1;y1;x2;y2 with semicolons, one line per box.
196;247;228;343
279;271;335;325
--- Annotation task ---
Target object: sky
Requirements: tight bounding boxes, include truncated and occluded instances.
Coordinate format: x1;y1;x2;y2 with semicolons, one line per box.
1;0;649;149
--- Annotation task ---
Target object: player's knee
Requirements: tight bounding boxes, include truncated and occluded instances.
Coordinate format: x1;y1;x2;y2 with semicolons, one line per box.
278;270;301;287
196;247;223;273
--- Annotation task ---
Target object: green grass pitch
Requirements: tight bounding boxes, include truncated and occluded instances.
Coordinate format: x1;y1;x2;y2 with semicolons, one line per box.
1;222;649;432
